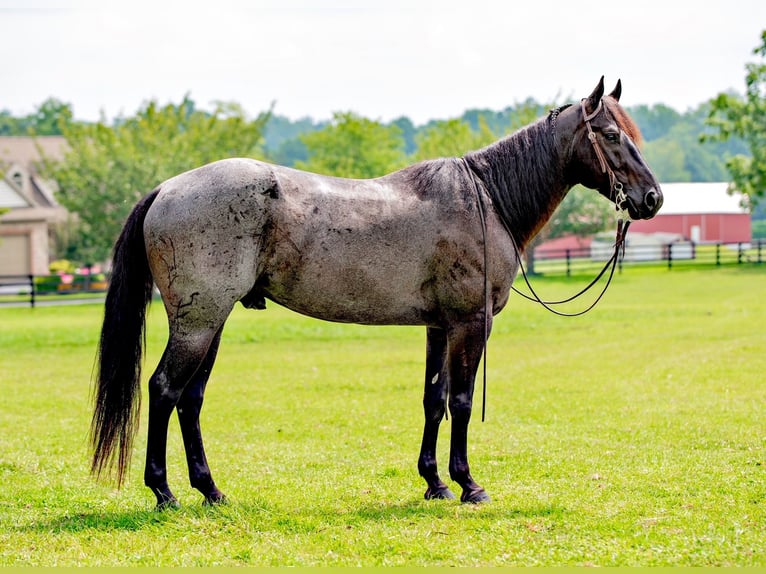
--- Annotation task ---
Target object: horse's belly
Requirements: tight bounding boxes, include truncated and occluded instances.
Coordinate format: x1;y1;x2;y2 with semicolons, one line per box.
265;256;429;325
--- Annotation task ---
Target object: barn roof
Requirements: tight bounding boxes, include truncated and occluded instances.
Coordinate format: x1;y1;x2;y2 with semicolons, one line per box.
657;182;748;215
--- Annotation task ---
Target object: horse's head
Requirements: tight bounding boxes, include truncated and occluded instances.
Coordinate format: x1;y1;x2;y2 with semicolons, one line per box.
558;77;662;220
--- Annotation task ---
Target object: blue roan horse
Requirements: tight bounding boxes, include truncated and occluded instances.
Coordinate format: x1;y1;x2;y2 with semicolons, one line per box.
91;78;662;509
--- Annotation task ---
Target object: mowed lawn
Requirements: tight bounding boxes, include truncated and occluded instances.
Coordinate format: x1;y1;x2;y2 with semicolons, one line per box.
0;266;764;566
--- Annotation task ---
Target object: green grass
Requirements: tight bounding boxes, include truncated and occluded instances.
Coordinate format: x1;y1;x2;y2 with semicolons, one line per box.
0;266;764;566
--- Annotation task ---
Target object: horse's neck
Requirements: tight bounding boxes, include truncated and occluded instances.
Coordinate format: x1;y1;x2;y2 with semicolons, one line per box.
465;119;569;248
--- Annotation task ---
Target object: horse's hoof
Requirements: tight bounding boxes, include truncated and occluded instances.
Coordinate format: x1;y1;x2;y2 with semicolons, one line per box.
424;486;456;500
460;488;490;504
155;498;181;511
203;492;228;506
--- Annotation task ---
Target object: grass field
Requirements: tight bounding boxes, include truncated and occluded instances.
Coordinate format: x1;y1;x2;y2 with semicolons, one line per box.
0;266;764;566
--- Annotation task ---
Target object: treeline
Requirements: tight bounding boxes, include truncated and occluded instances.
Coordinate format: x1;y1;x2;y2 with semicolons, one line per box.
1;95;747;184
263;99;746;183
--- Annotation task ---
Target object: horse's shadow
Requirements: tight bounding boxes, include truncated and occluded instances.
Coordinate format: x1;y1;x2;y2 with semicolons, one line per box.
19;497;566;534
21;508;180;534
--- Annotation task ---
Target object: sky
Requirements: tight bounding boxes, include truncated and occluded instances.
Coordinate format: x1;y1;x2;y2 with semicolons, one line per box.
2;0;765;126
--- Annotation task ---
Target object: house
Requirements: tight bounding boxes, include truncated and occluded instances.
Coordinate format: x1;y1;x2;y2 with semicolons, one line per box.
0;136;68;275
629;182;750;243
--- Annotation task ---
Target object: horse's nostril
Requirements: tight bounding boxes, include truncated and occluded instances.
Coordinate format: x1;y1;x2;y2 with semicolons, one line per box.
644;189;659;210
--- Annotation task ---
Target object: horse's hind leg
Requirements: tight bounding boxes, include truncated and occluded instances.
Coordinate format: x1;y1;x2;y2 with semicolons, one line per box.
144;320;226;509
176;327;226;505
418;327;456;500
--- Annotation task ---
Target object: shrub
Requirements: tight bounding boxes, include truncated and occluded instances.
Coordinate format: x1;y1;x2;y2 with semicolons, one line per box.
34;274;62;293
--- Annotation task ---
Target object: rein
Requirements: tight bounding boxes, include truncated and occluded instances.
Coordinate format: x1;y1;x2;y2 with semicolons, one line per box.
462;97;632;421
508;217;630;317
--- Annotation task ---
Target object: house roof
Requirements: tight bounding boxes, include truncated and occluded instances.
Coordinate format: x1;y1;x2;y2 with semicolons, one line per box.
0;136;67;169
657;182;748;215
0;136;67;218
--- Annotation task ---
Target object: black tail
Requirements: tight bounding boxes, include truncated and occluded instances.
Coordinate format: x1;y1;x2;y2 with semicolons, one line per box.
90;189;160;487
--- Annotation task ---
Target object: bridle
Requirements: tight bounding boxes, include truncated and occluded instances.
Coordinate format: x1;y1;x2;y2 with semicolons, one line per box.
465;97;633;421
581;98;630;217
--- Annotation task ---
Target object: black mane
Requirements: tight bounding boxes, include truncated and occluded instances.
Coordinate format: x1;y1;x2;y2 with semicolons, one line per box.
463;113;567;248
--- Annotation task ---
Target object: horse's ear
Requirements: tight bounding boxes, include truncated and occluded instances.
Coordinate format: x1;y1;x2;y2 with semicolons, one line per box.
608;79;622;102
585;76;605;111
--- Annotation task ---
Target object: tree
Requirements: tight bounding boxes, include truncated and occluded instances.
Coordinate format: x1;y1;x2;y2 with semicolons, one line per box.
269;137;309;167
0;98;74;135
546;185;615;240
27;98;74;135
390;116;418;156
296;112;407;178
0;110;23;135
413;100;548;162
412;117;496;161
628;103;683;142
526;185;614;274
263;114;322;166
642;137;692;182
704;29;766;205
42;96;271;263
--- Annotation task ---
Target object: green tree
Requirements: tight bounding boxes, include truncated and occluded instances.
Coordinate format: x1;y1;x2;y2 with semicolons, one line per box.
503;99;549;133
412;117;496;161
628;104;683;142
390;116;417;155
296;112;407;178
27;98;74;135
269;137;309;167
413;100;546;162
263;114;321;150
0;110;23;135
546;185;615;240
42;96;270;263
704;29;766;204
0;98;74;135
642;137;692;182
528;185;614;274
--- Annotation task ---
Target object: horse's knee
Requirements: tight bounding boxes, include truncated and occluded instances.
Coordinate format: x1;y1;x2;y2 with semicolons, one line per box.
148;374;184;407
448;396;473;422
423;397;446;422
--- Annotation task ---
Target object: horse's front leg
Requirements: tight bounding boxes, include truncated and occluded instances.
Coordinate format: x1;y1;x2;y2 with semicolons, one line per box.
446;318;491;503
418;327;455;500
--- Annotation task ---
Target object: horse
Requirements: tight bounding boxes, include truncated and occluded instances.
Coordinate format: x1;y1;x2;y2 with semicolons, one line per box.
90;77;662;509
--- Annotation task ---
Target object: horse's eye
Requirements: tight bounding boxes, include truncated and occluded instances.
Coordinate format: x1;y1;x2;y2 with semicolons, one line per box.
604;132;620;143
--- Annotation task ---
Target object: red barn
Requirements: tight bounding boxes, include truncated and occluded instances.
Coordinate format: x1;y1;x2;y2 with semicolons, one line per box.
630;182;750;243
